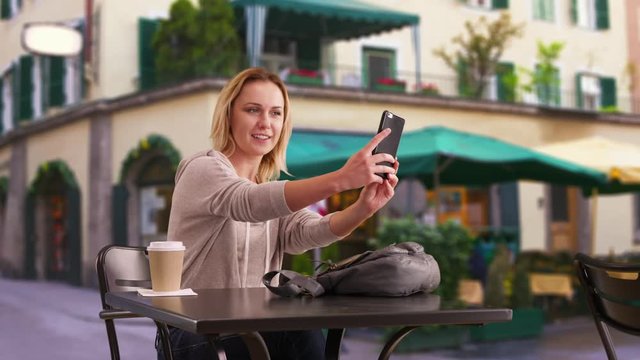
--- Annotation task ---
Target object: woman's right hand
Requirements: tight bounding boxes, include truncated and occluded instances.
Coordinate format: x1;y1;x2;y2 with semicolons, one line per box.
337;128;397;190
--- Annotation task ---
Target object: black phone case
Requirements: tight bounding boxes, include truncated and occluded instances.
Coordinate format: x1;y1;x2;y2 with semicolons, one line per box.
373;110;405;179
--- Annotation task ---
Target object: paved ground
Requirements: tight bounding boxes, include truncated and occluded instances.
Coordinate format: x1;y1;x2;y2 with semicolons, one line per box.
1;277;638;359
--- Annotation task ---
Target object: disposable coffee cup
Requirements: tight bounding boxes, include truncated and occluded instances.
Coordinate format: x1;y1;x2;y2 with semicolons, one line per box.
147;241;185;292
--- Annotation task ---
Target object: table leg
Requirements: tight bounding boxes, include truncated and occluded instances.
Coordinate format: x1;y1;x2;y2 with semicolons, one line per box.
377;326;419;360
325;328;345;360
206;335;228;360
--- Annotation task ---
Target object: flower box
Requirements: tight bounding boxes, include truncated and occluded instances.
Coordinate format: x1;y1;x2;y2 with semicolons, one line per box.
373;77;406;93
286;69;323;87
418;83;440;96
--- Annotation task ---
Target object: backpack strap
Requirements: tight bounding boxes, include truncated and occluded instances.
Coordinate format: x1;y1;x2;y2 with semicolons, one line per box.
262;270;325;297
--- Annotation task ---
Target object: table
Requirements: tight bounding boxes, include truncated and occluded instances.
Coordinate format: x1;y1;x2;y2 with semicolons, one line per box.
106;288;512;360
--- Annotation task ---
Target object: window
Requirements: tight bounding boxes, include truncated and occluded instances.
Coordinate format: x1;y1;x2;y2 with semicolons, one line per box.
139;18;160;90
467;0;509;10
575;73;616;111
572;0;609;30
533;0;555;22
0;0;21;20
496;62;516;102
362;47;397;90
535;64;561;106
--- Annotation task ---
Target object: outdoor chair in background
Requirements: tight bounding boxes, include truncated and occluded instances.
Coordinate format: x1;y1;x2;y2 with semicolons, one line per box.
574;253;640;360
96;245;173;360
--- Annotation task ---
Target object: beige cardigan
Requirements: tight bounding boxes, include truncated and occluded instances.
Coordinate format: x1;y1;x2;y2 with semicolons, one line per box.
167;150;341;289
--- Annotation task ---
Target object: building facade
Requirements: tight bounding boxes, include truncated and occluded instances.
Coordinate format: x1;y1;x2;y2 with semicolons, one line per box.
0;0;639;286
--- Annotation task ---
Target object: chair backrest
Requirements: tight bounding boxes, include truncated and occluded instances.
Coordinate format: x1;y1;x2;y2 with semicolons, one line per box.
574;253;640;335
96;245;152;310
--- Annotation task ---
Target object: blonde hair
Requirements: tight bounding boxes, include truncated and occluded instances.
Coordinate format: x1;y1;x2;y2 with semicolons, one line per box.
210;68;292;183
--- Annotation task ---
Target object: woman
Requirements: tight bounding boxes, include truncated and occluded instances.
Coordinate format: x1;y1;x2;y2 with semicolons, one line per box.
160;67;399;360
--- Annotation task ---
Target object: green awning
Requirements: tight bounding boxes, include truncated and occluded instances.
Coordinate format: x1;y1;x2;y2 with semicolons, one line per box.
285;127;607;189
232;0;420;39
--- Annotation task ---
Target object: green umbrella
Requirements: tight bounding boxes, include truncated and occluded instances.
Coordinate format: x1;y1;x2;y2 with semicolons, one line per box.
287;126;605;186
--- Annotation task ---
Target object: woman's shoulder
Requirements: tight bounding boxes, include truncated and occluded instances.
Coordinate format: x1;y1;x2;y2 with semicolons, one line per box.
175;150;235;180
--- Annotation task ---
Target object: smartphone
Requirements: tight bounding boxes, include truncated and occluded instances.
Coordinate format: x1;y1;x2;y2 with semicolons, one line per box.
373;110;405;179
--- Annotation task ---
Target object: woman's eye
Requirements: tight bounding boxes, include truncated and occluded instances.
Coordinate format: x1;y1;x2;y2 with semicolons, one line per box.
271;111;282;117
247;107;260;113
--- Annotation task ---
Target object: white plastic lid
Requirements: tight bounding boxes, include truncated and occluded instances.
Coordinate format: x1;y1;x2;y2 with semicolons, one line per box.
147;241;185;251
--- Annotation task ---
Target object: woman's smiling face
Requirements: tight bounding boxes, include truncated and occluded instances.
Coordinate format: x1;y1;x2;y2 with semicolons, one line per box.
230;80;285;161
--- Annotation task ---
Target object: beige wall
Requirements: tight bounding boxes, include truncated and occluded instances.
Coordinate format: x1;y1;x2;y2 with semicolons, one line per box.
0;0;84;71
595;195;635;254
519;182;547;251
95;0;174;99
333;0;627;104
26;119;90;260
111;92;216;181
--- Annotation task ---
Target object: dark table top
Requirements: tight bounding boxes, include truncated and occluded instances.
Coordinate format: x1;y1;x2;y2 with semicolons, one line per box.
106;288;512;335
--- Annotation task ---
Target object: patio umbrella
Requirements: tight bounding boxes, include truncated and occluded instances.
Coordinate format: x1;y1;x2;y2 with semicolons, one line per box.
286;127;606;220
536;136;640;253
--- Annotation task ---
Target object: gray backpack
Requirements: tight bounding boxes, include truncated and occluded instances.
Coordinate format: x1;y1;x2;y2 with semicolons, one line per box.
262;242;441;297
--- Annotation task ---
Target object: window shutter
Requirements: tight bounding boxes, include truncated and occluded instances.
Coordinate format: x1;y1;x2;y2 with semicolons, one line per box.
571;0;578;24
11;63;19;126
595;0;609;29
66;186;82;285
575;73;583;109
112;184;129;245
552;68;561;106
17;55;33;121
1;0;10;19
499;182;520;230
600;76;616;108
492;0;509;9
49;56;66;106
138;18;159;91
457;60;473;98
497;62;515;102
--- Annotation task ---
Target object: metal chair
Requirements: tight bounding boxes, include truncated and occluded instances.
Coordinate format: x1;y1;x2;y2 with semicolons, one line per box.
96;245;173;360
574;253;640;360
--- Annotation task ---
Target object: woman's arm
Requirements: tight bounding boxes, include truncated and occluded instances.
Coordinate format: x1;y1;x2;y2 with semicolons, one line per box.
283;128;396;212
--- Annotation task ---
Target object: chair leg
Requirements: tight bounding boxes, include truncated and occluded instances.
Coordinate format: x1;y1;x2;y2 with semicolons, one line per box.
104;319;120;360
155;321;174;360
594;319;617;360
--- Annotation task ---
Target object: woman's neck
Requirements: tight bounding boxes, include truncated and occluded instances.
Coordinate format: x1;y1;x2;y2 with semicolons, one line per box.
228;153;261;182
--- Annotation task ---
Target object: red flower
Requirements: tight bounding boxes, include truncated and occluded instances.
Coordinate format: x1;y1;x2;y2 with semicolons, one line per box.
377;77;405;86
290;69;319;78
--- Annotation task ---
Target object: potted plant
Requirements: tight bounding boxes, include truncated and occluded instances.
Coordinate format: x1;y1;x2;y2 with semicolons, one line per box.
371;218;475;351
470;246;544;341
417;82;440;96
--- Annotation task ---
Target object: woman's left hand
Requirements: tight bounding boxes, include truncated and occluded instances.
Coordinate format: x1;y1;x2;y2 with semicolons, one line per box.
355;160;400;216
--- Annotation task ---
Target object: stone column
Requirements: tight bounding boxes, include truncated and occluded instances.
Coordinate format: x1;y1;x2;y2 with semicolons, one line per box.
86;113;112;286
2;140;27;277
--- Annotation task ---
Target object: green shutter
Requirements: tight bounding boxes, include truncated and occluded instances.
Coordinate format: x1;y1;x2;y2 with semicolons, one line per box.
24;192;36;279
575;73;583;109
66;186;82;285
600;76;616;108
49;56;66;106
552;68;561;106
497;62;515;102
112;184;129;245
571;0;577;24
1;0;10;19
595;0;609;29
138;18;159;91
457;60;473;98
492;0;509;9
11;63;19;125
499;182;520;229
17;55;33;121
